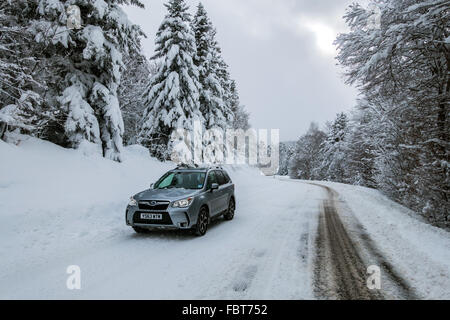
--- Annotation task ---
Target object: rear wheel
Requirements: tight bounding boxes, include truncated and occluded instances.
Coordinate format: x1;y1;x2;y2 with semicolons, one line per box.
195;207;209;236
224;198;235;221
133;226;148;234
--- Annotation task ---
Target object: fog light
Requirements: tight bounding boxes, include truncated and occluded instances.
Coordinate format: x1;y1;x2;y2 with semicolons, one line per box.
179;222;188;228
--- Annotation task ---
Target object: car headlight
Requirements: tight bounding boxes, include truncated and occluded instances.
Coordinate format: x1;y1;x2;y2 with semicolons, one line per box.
172;197;193;208
128;197;138;207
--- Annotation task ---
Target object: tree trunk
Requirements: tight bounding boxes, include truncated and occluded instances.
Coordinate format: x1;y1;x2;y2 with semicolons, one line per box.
0;122;6;141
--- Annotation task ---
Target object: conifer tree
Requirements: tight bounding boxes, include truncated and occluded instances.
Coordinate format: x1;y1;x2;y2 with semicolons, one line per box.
319;113;349;182
138;0;203;160
336;0;450;226
1;0;145;161
136;0;249;163
191;3;228;130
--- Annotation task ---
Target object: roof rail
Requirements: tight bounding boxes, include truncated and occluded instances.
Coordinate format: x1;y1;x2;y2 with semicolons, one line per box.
174;163;199;170
174;164;225;170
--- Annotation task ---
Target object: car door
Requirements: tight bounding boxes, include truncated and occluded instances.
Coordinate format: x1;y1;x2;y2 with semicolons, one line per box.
204;171;221;216
214;170;229;212
221;170;234;202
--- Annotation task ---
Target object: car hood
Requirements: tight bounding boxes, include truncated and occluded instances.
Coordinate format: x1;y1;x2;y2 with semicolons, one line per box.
134;188;201;201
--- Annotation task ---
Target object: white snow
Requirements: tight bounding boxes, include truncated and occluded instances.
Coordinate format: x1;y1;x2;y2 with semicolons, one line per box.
0;105;33;130
59;82;101;146
81;25;106;60
93;0;108;19
1;137;449;299
0;136;319;299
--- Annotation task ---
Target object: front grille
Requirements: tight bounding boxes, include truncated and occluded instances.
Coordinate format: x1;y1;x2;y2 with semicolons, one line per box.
133;212;173;225
138;200;170;211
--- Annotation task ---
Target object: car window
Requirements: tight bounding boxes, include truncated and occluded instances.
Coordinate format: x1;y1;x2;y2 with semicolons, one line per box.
206;171;217;189
155;172;206;190
222;171;231;183
215;170;226;185
157;173;174;189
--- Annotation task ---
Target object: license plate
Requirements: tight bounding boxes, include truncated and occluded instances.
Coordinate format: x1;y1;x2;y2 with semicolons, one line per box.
140;213;163;220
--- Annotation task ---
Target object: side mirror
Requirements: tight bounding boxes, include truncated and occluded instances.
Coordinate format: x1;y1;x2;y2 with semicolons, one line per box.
150;183;154;189
210;183;219;191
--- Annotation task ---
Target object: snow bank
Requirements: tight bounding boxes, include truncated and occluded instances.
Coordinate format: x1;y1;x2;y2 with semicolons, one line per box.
0;135;174;293
0;135;172;219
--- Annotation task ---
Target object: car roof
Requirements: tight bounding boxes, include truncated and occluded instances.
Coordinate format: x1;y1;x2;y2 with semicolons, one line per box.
171;169;208;173
172;165;225;172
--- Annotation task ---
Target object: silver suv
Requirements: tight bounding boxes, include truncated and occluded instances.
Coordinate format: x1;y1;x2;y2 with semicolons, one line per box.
125;166;236;236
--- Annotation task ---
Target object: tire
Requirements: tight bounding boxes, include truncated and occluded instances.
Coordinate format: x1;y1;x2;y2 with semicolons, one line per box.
133;226;148;234
194;207;209;236
224;198;235;221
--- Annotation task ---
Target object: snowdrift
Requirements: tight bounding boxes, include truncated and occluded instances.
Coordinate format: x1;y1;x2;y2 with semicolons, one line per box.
0;135;174;219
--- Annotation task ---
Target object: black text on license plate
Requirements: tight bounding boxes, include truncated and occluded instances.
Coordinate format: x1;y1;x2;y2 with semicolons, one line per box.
141;213;162;220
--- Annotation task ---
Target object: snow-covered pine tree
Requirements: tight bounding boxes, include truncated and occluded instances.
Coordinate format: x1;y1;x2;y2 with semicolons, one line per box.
192;3;248;133
192;3;241;163
192;3;228;131
289;122;326;180
342;101;377;188
277;141;295;176
229;80;250;130
119;52;157;145
319;113;349;183
138;0;203;160
58;0;144;161
0;1;43;140
1;0;145;161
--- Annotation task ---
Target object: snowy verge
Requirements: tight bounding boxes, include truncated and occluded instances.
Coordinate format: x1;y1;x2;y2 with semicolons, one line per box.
0;134;173;218
0;135;173;275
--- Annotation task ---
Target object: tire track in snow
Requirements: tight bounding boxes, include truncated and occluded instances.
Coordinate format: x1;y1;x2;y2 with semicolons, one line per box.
309;183;417;300
315;194;380;299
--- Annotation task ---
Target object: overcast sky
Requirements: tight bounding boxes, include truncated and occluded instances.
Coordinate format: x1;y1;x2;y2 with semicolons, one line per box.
123;0;367;141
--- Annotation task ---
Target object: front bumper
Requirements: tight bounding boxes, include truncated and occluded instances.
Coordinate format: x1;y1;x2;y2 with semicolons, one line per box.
125;204;194;230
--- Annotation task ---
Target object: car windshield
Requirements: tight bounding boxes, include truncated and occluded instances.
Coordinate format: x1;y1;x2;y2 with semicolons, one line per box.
154;172;206;190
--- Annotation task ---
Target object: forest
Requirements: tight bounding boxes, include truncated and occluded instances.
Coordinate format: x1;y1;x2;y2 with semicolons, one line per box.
283;0;449;228
0;0;249;162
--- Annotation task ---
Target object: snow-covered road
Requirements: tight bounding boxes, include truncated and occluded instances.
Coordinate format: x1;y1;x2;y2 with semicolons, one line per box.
1;137;449;299
1;170;322;299
0;138;322;299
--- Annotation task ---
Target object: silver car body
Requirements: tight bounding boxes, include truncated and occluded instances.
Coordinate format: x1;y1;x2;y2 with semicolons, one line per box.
125;167;235;231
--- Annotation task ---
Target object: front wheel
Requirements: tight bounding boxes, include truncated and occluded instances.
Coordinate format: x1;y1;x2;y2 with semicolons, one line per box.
194;207;209;236
224;198;235;221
